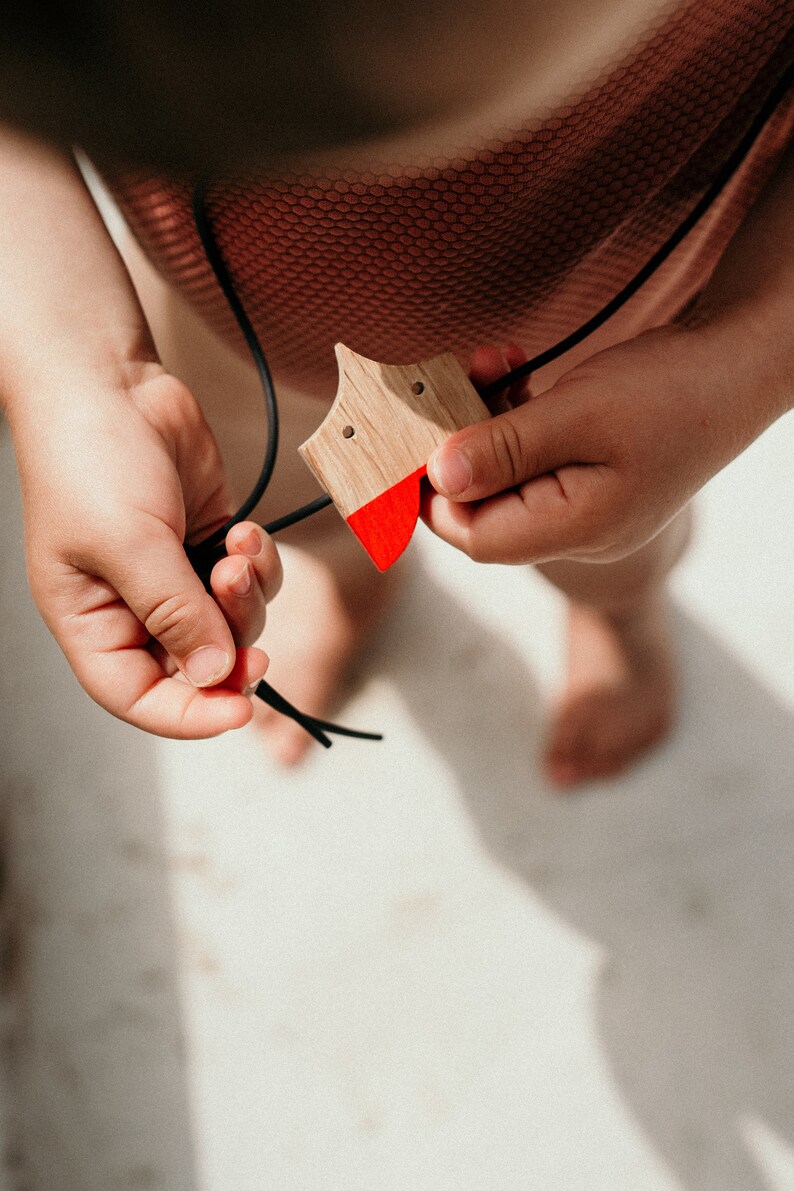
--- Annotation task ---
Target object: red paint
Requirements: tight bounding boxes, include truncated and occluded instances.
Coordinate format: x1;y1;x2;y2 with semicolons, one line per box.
346;466;427;571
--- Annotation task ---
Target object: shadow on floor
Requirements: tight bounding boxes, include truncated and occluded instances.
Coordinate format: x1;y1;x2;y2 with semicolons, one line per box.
0;428;198;1191
386;561;794;1191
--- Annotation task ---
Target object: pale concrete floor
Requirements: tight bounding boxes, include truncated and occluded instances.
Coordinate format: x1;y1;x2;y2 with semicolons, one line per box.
0;407;792;1191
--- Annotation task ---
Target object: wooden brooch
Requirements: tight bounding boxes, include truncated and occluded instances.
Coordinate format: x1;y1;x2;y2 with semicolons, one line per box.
299;344;490;570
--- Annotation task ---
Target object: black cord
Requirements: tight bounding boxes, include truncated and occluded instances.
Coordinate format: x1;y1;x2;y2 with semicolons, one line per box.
187;177;333;578
190;177;280;552
480;53;794;400
264;493;333;535
188;180;381;747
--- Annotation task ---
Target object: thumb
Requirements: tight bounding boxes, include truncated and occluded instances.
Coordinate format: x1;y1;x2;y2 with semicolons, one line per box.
427;384;596;502
103;519;237;687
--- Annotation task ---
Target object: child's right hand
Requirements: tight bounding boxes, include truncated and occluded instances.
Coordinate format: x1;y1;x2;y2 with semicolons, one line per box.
8;359;282;738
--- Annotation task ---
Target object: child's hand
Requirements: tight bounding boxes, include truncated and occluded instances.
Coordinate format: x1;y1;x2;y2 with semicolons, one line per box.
424;320;792;566
426;139;794;569
10;362;282;738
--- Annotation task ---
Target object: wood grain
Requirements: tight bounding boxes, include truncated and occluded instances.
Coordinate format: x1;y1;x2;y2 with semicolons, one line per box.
299;344;490;518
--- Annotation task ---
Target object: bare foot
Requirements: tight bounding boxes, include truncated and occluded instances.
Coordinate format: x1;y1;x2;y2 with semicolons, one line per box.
543;596;677;788
252;532;400;765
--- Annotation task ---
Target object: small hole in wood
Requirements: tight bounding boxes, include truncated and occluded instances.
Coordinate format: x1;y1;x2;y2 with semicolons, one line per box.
411;381;425;395
342;425;355;439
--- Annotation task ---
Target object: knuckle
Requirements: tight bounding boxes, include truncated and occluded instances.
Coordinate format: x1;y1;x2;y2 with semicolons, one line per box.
564;500;608;553
487;417;530;487
466;534;497;565
135;373;200;428
142;592;203;645
466;536;486;563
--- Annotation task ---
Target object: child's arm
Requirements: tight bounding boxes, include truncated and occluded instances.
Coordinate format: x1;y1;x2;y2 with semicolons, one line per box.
424;144;794;565
0;127;281;737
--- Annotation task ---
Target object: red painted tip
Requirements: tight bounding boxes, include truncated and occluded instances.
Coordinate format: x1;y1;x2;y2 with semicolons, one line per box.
346;466;426;571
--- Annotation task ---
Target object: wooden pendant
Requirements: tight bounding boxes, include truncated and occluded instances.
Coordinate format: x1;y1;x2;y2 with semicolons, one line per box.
299;344;490;570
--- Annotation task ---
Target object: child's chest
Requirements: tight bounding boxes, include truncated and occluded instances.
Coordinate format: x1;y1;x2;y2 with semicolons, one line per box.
110;0;794;388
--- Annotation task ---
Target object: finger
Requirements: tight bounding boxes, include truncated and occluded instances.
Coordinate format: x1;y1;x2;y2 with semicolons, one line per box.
152;639;269;692
91;644;256;738
220;644;269;693
57;572;269;737
99;517;238;687
210;556;266;647
422;460;613;564
427;384;603;503
225;522;283;604
211;523;282;647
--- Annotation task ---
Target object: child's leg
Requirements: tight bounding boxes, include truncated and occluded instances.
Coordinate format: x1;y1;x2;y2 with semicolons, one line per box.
249;516;401;765
536;507;691;787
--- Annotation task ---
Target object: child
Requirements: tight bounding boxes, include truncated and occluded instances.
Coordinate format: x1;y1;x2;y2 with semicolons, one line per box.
0;0;792;783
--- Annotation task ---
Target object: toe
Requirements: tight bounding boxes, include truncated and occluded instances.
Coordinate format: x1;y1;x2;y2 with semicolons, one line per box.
252;698;323;767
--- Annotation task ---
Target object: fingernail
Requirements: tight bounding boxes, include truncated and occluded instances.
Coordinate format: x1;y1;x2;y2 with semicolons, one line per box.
430;447;472;496
229;561;252;597
184;646;230;687
238;528;263;557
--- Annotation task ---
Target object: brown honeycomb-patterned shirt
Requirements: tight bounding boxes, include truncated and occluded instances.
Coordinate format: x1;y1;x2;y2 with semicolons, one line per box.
106;0;794;394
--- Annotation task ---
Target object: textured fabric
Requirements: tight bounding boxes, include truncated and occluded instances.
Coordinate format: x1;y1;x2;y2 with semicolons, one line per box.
106;0;794;394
